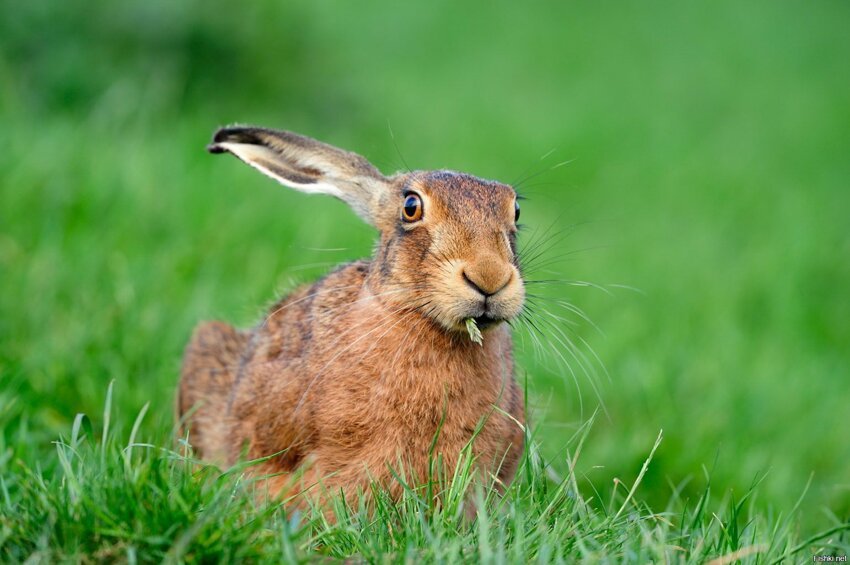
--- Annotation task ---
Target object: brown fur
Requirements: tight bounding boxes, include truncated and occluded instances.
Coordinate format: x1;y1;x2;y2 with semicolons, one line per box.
179;126;526;506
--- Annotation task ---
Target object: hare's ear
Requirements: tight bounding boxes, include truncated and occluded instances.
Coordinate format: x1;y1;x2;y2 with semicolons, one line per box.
208;126;392;225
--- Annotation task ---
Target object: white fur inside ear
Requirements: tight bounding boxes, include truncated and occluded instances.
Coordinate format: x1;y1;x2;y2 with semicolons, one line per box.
216;142;344;199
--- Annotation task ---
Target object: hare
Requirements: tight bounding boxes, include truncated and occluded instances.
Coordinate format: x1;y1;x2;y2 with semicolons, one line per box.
178;126;526;505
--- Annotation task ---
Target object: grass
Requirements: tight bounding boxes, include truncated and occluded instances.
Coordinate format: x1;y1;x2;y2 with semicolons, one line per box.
2;0;850;560
4;387;848;563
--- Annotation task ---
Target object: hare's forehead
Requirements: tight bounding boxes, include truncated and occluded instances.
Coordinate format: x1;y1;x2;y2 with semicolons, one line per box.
408;171;515;218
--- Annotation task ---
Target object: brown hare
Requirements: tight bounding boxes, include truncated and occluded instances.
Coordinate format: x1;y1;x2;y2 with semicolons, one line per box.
178;125;526;506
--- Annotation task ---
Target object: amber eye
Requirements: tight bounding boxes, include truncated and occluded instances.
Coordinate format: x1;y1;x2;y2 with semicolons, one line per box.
402;193;423;222
514;200;521;223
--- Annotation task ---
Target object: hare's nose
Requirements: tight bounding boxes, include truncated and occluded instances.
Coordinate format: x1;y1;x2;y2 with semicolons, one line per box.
462;259;512;297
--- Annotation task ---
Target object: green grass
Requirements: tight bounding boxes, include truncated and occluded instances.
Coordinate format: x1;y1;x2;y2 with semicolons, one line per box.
4;388;848;563
2;0;850;561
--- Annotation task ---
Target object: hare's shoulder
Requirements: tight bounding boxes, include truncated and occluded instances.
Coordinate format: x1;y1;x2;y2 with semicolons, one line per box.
253;260;371;361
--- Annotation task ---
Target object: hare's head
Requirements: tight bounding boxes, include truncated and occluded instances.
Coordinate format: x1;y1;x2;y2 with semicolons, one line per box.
209;126;525;334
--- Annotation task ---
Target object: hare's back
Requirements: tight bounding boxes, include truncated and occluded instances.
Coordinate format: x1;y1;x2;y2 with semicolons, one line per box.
221;261;372;464
254;260;371;362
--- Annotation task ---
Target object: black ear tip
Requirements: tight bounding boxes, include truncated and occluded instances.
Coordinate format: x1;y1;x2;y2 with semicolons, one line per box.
212;127;235;143
208;126;251;154
211;125;260;145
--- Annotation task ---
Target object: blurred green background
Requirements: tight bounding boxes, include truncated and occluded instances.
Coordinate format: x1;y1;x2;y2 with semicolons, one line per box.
2;0;848;528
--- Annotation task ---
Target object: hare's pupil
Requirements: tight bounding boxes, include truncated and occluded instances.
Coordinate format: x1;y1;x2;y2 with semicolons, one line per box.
402;194;422;221
514;201;521;222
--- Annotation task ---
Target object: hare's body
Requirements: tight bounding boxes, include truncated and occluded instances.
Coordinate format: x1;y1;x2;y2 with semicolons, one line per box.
180;261;524;500
179;126;527;504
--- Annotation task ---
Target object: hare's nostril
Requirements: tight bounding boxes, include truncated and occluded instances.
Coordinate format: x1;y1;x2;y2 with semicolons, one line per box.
463;270;510;298
462;271;487;296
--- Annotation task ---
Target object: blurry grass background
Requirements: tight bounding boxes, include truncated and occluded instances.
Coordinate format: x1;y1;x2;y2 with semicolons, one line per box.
2;0;849;530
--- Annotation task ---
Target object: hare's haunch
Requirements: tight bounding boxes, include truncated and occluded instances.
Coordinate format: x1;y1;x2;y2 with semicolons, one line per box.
178;126;526;504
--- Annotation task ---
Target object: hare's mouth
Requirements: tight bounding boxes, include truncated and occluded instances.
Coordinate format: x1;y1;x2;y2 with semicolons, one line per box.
472;314;503;330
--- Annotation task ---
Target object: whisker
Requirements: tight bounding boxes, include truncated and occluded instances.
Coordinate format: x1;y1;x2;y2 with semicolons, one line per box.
387;120;412;173
520;245;614;275
514;158;575;189
517;310;585;418
510;148;572;189
527;295;605;338
524;279;614;295
529;312;608;420
510;148;555;187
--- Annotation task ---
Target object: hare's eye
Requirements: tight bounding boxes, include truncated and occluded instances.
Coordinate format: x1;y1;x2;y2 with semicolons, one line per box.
514;201;521;223
402;193;423;222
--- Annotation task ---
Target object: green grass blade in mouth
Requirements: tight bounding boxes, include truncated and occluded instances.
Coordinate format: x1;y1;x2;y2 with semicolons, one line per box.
465;318;483;345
